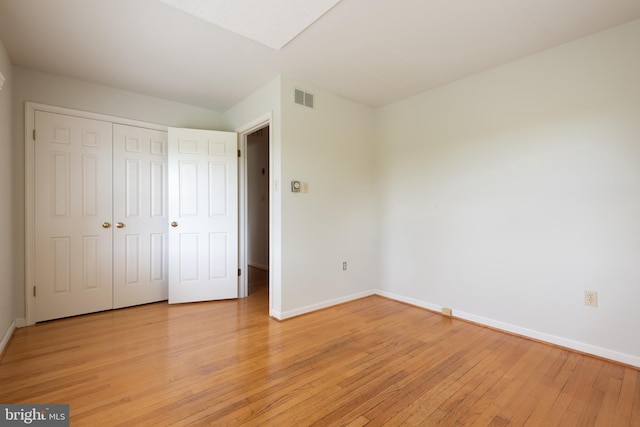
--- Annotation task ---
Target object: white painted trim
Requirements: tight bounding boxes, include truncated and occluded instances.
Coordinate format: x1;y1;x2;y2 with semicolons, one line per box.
235;113;274;135
454;309;640;368
0;320;16;357
15;318;26;328
375;290;442;313
26;102;168;130
235;113;273;309
271;288;640;366
375;290;640;368
270;308;283;320
276;290;376;320
237;133;248;298
24;102;170;326
25;104;36;326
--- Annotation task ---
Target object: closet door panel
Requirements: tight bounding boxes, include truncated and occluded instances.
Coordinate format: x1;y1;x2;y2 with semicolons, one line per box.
113;124;168;308
34;111;113;322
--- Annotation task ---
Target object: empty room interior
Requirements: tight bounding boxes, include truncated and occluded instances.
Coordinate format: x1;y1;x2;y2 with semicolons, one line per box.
1;0;640;425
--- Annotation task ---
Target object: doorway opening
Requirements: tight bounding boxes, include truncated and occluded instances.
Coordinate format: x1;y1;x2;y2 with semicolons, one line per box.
246;126;270;297
237;113;273;314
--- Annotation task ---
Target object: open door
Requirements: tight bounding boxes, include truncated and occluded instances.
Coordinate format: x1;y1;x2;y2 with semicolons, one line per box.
168;127;238;303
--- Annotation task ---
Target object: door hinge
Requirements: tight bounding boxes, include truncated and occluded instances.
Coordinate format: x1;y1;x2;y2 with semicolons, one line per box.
33;129;36;140
33;286;36;297
238;268;241;276
237;149;241;158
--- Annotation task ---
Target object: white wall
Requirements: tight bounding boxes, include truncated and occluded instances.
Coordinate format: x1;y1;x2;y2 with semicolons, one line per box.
278;77;377;316
224;75;378;318
375;20;640;365
247;128;270;270
11;67;224;320
0;40;15;352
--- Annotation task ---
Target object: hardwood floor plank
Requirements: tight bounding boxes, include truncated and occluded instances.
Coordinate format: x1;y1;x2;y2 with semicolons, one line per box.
500;347;569;425
1;275;638;426
319;325;495;425
386;339;510;425
631;369;640;427
366;349;496;425
457;341;550;425
592;363;625;426
522;351;580;425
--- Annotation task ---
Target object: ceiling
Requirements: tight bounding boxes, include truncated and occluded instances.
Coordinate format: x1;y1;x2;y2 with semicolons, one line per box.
156;0;343;49
0;0;639;112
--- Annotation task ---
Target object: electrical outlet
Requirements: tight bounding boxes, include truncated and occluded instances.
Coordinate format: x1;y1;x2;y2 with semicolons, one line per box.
584;290;598;307
342;261;347;271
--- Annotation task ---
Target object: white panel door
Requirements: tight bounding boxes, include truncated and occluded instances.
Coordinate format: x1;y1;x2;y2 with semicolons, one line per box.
34;111;113;322
112;124;168;308
168;128;238;303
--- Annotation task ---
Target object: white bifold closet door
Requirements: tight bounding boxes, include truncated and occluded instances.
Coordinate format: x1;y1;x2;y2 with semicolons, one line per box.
34;111;114;321
112;124;169;309
34;111;238;322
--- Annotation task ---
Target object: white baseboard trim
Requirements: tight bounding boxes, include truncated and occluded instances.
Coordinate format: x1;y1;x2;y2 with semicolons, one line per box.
276;290;376;320
375;290;640;368
248;287;640;367
270;309;283;320
15;318;26;328
0;320;16;358
375;290;442;313
248;263;269;271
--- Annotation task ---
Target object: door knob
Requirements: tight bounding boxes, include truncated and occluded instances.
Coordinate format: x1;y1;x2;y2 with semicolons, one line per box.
102;222;111;229
171;221;178;228
116;222;125;229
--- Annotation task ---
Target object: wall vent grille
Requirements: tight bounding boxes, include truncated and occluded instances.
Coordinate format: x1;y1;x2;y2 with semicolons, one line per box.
294;89;314;108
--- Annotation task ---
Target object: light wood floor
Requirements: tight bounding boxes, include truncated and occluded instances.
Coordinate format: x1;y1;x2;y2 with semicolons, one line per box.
1;269;639;426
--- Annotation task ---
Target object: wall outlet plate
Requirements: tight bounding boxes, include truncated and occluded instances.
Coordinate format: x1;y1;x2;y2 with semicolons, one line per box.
585;290;598;307
291;180;301;192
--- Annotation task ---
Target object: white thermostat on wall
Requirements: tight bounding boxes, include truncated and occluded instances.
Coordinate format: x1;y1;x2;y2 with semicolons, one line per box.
291;180;301;192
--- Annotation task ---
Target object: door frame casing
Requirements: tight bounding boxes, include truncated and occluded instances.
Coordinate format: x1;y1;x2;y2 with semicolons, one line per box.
24;102;167;326
236;113;272;305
